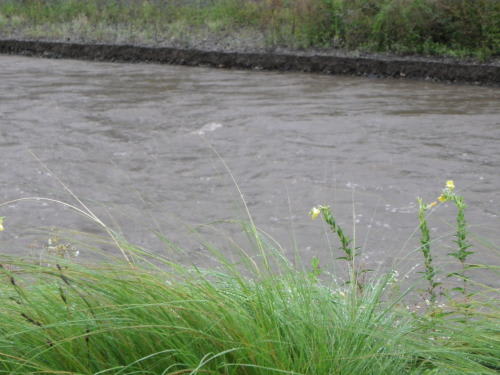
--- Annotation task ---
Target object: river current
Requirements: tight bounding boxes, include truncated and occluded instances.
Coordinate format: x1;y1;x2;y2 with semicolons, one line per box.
1;55;499;284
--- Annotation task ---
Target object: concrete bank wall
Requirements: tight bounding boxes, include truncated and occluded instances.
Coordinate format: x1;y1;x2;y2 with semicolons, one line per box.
1;39;499;85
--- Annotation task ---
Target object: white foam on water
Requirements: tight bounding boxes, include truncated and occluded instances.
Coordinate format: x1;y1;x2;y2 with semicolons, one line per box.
192;122;223;135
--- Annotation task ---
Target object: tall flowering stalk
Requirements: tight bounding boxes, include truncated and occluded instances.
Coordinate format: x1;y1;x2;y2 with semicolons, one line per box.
420;180;474;300
310;205;353;261
310;205;363;290
448;195;473;297
417;198;438;302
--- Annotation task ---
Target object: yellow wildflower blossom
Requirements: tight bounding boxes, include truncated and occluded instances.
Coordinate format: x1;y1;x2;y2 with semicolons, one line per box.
438;194;447;202
309;207;321;220
0;217;4;232
446;180;455;190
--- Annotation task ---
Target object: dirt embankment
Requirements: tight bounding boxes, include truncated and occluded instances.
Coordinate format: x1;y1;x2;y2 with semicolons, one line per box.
1;39;499;85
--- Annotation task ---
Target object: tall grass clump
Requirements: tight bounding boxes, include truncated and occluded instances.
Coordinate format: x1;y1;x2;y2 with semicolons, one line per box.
0;179;499;374
0;0;498;59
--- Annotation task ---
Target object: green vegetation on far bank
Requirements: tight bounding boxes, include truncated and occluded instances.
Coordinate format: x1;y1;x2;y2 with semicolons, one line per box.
0;0;499;60
0;180;499;374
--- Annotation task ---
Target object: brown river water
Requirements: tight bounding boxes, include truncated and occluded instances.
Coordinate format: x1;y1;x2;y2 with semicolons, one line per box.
0;55;499;285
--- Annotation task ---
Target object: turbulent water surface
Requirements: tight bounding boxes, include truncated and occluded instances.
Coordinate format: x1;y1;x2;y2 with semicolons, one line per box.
0;55;499;284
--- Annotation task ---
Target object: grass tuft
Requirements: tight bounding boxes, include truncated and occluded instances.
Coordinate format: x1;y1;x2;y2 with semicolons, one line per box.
0;178;499;374
0;253;498;374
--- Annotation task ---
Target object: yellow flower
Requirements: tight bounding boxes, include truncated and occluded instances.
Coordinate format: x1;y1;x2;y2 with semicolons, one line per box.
438;194;447;202
427;201;438;209
0;217;4;232
446;180;455;190
309;207;321;220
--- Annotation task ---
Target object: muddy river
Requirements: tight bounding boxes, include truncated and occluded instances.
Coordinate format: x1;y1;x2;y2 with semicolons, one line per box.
0;55;499;285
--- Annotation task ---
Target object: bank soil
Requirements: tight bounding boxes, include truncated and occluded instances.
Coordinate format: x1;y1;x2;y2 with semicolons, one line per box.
0;39;499;85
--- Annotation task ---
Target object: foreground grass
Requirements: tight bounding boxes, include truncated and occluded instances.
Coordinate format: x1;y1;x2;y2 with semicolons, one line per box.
0;251;499;375
0;0;498;59
0;180;499;374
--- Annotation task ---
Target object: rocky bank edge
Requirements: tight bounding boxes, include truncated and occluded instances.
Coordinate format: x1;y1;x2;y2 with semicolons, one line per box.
1;39;499;85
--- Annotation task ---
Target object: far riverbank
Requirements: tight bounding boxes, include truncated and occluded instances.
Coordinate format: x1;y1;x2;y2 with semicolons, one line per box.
1;38;499;85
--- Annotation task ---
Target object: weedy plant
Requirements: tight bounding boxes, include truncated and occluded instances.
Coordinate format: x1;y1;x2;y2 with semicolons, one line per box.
416;197;439;302
309;180;496;324
308;205;366;291
312;180;480;307
416;181;476;306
